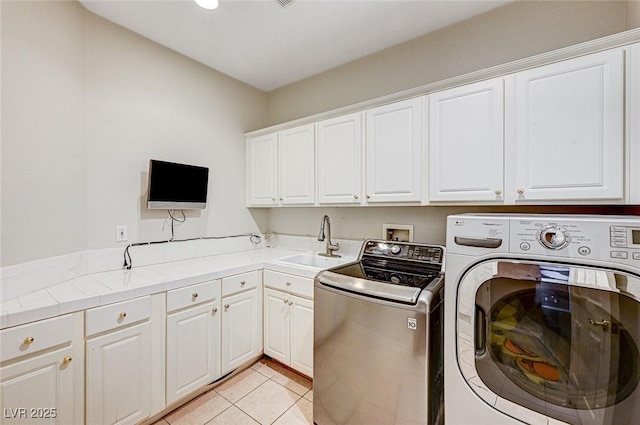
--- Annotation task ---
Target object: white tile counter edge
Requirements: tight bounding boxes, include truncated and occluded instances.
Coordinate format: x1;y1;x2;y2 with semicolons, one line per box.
0;247;357;330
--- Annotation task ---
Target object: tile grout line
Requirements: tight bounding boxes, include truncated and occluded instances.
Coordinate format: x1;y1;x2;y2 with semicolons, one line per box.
157;359;312;425
234;374;304;424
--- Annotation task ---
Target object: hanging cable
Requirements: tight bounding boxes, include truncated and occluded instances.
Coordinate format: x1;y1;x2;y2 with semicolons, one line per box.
167;209;186;240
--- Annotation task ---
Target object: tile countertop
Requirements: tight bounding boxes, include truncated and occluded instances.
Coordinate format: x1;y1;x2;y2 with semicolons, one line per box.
0;248;356;330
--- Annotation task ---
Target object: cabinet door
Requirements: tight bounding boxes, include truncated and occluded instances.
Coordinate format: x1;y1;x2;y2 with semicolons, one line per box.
510;48;624;202
289;295;314;378
0;346;76;425
263;288;290;365
86;322;151;425
365;97;423;203
429;79;504;202
221;289;261;374
317;112;363;204
246;133;278;206
166;301;220;405
279;124;315;205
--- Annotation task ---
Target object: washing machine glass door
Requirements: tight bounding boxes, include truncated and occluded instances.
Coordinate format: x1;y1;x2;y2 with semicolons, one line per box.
457;260;640;425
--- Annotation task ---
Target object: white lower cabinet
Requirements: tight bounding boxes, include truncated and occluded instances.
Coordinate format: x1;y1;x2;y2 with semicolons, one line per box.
165;280;221;405
263;271;314;377
0;314;84;425
85;296;155;425
221;271;262;374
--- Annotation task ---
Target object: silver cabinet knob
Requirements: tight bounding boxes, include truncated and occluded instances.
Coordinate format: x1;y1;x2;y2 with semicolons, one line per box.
240;281;246;286
212;307;218;313
224;304;230;309
288;301;293;306
353;194;359;200
285;281;291;286
494;189;502;196
517;189;524;195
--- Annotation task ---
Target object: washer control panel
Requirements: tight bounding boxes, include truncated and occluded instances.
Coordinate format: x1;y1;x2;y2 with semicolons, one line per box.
362;240;444;265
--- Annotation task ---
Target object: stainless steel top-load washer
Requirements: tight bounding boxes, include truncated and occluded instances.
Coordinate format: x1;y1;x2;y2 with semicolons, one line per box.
445;214;640;425
313;240;445;425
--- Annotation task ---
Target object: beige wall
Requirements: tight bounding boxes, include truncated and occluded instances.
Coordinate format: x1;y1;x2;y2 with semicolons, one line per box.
265;1;628;126
83;11;267;250
1;1;88;266
628;0;640;28
1;1;268;266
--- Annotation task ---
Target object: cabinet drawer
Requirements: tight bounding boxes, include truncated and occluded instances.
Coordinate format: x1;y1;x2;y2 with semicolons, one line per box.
167;280;220;313
1;314;73;363
85;296;151;337
263;270;313;299
222;271;260;297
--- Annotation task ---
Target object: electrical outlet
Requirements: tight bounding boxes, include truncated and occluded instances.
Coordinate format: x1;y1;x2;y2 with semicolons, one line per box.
116;225;128;242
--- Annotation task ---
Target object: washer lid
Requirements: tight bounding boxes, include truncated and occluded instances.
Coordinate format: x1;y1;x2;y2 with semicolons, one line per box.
316;267;440;304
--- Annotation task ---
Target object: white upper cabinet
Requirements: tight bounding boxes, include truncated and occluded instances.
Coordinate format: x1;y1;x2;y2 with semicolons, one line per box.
278;124;316;205
246;133;278;206
428;78;504;202
316;112;363;204
365;97;424;203
507;48;624;202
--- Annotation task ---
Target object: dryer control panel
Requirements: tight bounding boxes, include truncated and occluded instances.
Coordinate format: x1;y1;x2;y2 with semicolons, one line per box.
510;216;640;266
447;214;640;268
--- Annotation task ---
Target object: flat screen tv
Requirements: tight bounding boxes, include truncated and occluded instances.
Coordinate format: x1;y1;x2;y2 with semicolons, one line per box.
147;159;209;209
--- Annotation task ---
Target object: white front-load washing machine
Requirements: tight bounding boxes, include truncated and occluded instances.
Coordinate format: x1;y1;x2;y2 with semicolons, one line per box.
444;214;640;425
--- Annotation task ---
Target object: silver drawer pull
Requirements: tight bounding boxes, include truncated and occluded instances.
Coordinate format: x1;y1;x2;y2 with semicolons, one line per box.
240;281;246;286
192;292;199;298
212;307;218;314
224;304;230;310
285;281;292;286
24;337;35;345
119;312;127;319
288;301;293;306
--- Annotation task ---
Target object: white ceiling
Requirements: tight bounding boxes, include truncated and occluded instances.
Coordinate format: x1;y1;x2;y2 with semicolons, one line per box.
80;0;511;91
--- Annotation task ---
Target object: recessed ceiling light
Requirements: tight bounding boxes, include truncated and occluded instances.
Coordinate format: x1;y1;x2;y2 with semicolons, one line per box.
195;0;219;10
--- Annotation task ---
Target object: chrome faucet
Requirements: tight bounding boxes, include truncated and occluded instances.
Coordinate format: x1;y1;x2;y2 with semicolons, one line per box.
318;215;341;258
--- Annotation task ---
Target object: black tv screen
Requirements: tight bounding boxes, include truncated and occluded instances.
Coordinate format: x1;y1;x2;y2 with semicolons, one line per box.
147;159;209;209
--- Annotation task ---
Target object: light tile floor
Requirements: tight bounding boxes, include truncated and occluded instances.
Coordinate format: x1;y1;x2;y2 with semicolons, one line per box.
153;358;313;425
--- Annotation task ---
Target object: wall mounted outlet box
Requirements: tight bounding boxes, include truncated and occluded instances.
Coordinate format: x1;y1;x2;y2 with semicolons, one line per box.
383;224;414;242
116;225;128;242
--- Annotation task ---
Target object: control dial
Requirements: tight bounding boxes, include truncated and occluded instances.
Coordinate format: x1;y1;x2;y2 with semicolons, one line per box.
390;244;402;255
537;225;571;250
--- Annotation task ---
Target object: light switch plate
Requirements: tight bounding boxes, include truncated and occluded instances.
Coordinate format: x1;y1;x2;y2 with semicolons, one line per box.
116;225;128;242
